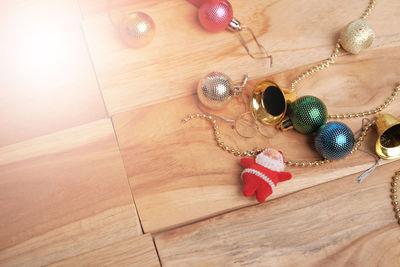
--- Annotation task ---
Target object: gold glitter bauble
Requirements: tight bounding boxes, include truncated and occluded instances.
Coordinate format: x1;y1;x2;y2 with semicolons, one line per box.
119;12;155;48
339;19;375;54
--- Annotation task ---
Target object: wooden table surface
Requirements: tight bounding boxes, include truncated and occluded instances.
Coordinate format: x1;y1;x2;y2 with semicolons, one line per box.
0;0;399;266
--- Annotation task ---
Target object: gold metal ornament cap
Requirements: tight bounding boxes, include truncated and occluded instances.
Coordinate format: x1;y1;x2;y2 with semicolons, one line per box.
119;12;155;48
250;80;296;126
375;113;400;160
339;19;375;54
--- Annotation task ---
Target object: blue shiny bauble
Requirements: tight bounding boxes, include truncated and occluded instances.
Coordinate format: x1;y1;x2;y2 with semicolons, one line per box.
315;122;355;160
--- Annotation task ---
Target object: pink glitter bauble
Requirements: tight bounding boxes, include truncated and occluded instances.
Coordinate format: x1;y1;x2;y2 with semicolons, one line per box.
198;0;233;32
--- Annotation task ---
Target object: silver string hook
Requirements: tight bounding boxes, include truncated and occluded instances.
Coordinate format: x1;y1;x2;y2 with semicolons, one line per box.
227;18;273;66
233;73;249;96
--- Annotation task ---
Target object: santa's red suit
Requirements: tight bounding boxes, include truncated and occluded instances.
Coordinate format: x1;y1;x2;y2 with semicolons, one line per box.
240;148;292;202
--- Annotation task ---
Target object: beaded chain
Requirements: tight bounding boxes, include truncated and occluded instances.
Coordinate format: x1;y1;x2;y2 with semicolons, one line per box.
290;0;376;90
183;113;375;164
392;171;400;224
183;85;399;165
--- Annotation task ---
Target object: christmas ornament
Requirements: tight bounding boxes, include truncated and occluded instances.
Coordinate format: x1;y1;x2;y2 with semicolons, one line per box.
198;0;233;32
287;96;328;134
250;80;296;127
197;72;248;110
315;121;355;160
241;148;292;202
119;12;155;48
339;19;375;54
187;0;272;61
375;113;400;160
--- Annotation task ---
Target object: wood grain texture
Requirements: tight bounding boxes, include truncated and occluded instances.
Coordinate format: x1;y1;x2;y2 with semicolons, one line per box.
80;0;400;114
155;161;400;267
113;46;400;233
49;234;160;267
0;119;141;266
0;0;106;147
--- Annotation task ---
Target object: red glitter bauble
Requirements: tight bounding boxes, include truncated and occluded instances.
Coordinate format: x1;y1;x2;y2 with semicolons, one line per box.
198;0;233;32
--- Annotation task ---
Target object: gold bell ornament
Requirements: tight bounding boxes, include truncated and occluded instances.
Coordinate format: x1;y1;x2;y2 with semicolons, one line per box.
375;114;400;160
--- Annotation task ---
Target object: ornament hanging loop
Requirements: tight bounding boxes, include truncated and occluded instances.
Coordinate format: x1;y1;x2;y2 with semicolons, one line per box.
233;73;249;96
228;19;272;66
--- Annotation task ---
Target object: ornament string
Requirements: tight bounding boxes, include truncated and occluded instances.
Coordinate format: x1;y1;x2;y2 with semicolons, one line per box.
236;26;273;65
356;118;382;183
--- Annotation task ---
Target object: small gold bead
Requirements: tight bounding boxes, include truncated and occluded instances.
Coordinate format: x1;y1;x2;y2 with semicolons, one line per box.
395;207;400;212
214;125;219;130
393;201;399;206
392;194;398;200
315;162;320;166
224;146;229;150
243;152;248;156
392;188;398;193
294;162;299;167
212;120;217;124
359;137;364;141
219;142;224;146
301;162;306;167
202;114;207;118
392;182;398;187
216;137;221;141
393;176;399;180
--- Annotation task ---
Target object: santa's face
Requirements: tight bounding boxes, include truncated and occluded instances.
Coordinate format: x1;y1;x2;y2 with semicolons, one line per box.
255;148;285;172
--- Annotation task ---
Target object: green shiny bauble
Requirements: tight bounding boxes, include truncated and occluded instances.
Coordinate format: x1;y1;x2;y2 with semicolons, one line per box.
288;96;328;134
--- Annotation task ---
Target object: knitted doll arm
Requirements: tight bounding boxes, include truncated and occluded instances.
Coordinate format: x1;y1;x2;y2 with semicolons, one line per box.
278;172;292;182
240;158;256;168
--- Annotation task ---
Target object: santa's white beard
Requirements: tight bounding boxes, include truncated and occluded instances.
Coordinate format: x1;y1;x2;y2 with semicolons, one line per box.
255;153;285;172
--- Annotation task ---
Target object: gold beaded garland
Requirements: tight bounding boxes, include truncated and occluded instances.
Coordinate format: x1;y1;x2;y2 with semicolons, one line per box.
392;171;400;224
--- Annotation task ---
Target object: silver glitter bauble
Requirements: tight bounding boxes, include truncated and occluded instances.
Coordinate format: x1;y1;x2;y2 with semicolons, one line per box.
197;72;234;110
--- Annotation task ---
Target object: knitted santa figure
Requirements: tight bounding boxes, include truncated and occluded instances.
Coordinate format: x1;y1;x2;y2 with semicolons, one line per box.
240;148;292;202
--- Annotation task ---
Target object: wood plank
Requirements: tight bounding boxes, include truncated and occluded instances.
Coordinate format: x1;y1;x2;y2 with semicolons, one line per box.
154;161;400;266
112;46;400;233
0;0;106;146
0;119;141;266
80;0;400;114
49;234;160;267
